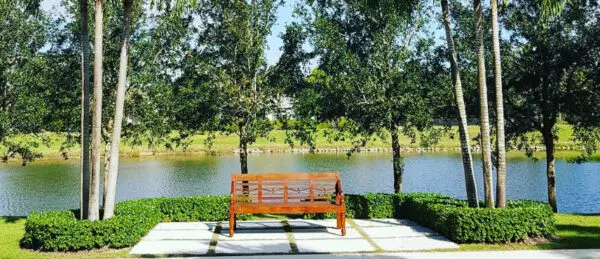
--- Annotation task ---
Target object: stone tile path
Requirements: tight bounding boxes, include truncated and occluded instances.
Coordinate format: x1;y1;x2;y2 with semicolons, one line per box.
129;219;458;256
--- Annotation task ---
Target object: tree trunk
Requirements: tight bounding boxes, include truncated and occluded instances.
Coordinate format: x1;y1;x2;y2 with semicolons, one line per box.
475;0;494;208
491;0;507;208
441;0;479;207
102;137;110;207
89;0;104;221
103;0;133;219
391;125;404;193
79;0;91;220
239;140;248;174
543;126;558;212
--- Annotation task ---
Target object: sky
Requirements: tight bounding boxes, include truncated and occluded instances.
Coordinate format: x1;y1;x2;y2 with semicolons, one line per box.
41;0;299;66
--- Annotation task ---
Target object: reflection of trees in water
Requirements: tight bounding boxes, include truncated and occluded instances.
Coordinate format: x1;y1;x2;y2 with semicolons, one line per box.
1;154;599;215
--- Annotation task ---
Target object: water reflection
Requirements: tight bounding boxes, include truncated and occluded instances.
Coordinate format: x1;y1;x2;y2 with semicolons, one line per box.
0;153;598;215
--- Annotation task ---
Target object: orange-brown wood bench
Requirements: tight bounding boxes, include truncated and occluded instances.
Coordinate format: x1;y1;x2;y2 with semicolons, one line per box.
229;172;346;237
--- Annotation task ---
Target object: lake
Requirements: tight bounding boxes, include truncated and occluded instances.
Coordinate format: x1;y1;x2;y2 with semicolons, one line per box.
0;152;599;216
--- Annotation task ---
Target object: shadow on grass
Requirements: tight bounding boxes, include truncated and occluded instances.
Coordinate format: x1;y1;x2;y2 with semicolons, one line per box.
0;216;25;224
534;223;600;249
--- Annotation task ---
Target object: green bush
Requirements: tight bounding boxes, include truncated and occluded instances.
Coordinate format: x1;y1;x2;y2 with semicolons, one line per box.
20;196;228;252
160;196;229;222
20;193;556;251
401;194;556;243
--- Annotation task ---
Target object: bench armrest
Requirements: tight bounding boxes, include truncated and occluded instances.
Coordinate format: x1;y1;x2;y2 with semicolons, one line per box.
230;180;236;205
335;179;344;206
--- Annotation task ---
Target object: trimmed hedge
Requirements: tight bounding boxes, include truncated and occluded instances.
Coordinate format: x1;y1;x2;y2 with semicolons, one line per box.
20;196;227;251
20;193;555;251
399;193;556;243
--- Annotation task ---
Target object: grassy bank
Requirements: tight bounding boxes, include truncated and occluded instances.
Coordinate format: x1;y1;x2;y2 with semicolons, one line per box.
2;213;599;258
2;123;595;162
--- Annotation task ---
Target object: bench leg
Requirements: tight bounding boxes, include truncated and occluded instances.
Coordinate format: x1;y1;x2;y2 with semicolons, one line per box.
229;212;234;237
336;213;342;229
341;213;346;236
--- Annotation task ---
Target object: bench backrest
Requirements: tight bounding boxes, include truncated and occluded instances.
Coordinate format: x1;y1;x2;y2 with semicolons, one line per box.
230;173;342;204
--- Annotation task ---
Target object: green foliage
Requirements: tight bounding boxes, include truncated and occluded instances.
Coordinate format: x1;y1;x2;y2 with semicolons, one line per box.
20;193;555;251
159;196;229;222
20;196;225;252
401;194;556;243
504;0;600;159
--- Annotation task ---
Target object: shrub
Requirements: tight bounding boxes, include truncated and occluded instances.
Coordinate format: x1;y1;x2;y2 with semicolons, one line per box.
401;194;556;243
21;196;228;252
160;196;229;222
20;193;556;251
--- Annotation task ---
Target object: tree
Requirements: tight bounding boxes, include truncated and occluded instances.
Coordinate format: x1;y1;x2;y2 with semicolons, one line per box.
474;0;494;208
287;0;443;193
78;0;92;220
490;0;506;208
175;0;282;174
89;0;105;221
103;0;134;219
440;0;479;207
0;1;47;165
504;0;600;212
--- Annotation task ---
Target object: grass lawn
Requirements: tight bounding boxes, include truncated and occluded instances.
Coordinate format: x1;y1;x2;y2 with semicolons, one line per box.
1;213;598;258
4;123;595;162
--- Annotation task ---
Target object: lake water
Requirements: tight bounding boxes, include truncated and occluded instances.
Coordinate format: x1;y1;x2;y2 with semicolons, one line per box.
0;153;599;216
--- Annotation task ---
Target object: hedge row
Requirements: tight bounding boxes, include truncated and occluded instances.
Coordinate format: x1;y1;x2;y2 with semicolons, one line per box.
20;193;555;251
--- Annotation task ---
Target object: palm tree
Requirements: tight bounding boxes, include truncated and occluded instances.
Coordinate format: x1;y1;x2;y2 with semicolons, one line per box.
79;0;91;220
474;0;494;208
490;0;506;208
440;0;478;207
103;0;133;219
89;0;104;221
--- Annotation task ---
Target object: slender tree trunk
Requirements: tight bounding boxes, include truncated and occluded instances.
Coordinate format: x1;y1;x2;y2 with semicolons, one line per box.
103;0;133;219
441;0;479;207
391;125;404;193
89;0;104;221
102;138;110;207
79;0;91;220
239;138;248;174
491;0;507;208
475;0;494;208
542;125;558;212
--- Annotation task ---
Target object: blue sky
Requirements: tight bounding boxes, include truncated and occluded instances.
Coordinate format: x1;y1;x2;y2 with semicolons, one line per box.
41;0;299;66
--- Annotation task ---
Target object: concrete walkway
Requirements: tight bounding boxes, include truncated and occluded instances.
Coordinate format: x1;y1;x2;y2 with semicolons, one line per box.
129;219;458;256
155;249;600;259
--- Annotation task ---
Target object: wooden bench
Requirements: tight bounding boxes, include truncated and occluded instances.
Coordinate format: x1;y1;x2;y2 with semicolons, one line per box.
229;172;346;237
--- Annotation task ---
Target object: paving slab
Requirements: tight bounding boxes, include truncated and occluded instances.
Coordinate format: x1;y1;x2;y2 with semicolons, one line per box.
162;249;600;259
292;227;362;239
353;219;417;227
129;240;210;255
215;240;292;254
219;228;288;240
220;220;284;229
372;236;459;251
153;222;211;231
288;219;351;229
143;229;215;241
295;238;376;253
361;225;436;238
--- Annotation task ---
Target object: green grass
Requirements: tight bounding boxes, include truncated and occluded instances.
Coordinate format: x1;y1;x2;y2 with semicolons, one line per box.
2;123;596;162
2;213;598;257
